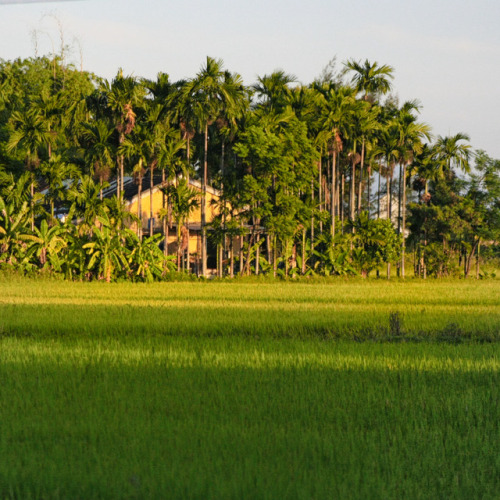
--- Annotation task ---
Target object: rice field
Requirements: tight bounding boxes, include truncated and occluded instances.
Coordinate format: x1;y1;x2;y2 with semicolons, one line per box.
0;278;499;340
0;278;499;498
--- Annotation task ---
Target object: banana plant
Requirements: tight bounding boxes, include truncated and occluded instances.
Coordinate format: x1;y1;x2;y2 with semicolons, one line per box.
83;212;132;282
128;233;175;282
0;196;31;266
23;219;67;271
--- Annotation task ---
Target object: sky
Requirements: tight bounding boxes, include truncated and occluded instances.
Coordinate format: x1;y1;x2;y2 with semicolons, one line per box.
1;0;500;159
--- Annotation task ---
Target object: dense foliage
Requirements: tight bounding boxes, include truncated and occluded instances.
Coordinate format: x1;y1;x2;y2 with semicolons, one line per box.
1;55;498;280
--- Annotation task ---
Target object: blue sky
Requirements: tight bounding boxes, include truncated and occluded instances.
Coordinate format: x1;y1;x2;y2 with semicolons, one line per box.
1;0;500;158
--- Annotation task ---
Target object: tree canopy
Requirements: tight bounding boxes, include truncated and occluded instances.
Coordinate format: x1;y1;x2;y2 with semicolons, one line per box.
1;55;498;281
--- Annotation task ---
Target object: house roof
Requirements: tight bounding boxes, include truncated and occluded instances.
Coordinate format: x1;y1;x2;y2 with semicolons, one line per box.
102;176;221;202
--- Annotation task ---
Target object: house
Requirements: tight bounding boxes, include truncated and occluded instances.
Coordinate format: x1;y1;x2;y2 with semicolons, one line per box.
105;175;225;272
377;193;410;238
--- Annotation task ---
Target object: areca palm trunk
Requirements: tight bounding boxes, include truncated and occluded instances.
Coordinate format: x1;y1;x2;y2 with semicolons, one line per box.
398;162;402;233
161;169;169;257
239;232;244;275
218;244;223;277
331;152;336;238
302;227;306;275
367;165;371;218
273;234;277;278
476;241;480;279
201;122;208;277
255;235;260;275
29;163;35;231
176;221;182;271
341;173;345;233
377;164;381;219
137;173;143;239
401;162;407;278
229;236;234;278
386;167;391;220
116;132;125;198
150;163;155;237
386;167;391;279
350;160;356;223
358;138;365;214
318;158;323;234
397;162;402;277
220;140;227;274
310;176;315;257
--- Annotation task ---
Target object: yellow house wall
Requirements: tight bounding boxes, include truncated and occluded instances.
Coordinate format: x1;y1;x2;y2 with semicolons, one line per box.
126;184;221;255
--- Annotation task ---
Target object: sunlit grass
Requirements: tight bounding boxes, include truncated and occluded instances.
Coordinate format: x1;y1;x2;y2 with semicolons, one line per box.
0;278;499;340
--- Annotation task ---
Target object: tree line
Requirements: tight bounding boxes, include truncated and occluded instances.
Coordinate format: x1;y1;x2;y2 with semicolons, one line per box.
1;55;499;281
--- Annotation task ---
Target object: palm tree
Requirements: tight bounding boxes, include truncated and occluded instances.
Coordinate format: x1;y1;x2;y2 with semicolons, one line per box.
414;143;438;201
434;133;471;177
39;153;79;219
120;128;148;238
253;70;296;113
7;107;51;229
161;178;199;272
391;101;432;277
185;56;244;276
156;129;185;255
318;84;357;238
344;59;394;219
67;175;106;237
168;79;196;180
79;119;115;197
141;101;183;238
106;69;145;197
143;73;187;244
344;59;394;102
355;103;380;215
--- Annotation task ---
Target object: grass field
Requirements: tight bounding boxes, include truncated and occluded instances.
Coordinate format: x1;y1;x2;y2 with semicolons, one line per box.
1;277;499;340
0;278;499;498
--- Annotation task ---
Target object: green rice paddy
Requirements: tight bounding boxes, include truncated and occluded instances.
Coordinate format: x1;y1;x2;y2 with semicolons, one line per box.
0;278;499;498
